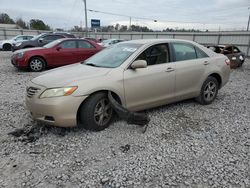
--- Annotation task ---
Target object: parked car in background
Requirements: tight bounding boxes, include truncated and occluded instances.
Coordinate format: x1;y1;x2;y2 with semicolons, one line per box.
0;35;34;51
52;32;75;38
25;39;230;131
11;38;102;71
207;45;245;68
100;39;125;47
82;37;100;43
12;33;74;51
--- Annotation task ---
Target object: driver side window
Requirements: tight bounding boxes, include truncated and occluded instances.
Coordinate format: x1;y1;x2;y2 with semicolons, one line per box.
15;36;23;41
136;44;169;66
59;40;77;49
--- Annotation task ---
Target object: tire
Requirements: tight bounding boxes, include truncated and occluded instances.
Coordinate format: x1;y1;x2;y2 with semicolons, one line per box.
29;57;46;72
3;43;12;51
79;92;113;131
196;76;219;105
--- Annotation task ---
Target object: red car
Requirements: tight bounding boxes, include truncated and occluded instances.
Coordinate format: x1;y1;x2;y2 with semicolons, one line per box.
11;38;102;71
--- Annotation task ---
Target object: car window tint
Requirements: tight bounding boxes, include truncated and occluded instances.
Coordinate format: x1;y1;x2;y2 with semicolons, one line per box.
42;35;64;42
16;36;23;41
78;40;94;48
195;47;208;58
136;44;169;66
172;43;197;61
223;46;233;54
59;40;77;49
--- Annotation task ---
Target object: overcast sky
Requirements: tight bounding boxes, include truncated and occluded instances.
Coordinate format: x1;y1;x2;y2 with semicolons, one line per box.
0;0;249;31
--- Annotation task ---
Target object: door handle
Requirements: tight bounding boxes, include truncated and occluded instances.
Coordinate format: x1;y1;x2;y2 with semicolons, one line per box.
165;67;175;72
203;61;209;65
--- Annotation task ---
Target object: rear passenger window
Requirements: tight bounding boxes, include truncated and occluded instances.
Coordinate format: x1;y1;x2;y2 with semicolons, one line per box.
172;43;196;61
195;47;208;58
78;40;94;48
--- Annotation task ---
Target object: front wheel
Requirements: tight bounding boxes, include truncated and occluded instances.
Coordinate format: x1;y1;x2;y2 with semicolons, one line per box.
79;92;113;131
3;43;12;51
29;57;46;72
196;77;219;105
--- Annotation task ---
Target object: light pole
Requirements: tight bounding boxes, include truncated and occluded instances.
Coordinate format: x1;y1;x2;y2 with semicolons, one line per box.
247;7;250;31
82;0;88;37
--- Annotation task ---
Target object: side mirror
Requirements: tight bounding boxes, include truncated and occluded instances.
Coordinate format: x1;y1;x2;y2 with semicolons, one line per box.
131;60;147;69
38;38;44;43
56;46;62;51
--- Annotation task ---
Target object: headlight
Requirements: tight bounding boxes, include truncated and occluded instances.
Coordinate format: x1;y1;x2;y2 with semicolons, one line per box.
39;86;78;98
15;42;22;47
17;52;25;59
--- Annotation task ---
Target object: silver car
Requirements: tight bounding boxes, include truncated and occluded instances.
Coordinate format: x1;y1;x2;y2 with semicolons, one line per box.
26;39;230;131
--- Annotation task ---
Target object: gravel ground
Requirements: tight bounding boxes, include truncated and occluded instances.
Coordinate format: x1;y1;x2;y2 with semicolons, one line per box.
0;51;249;188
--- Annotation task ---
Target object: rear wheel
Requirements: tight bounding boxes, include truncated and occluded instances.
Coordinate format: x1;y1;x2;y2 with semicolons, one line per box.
3;43;12;51
29;57;46;72
196;76;219;105
79;92;113;131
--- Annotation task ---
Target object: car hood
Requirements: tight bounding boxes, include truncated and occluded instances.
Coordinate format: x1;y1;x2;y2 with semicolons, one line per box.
31;63;112;88
14;47;44;54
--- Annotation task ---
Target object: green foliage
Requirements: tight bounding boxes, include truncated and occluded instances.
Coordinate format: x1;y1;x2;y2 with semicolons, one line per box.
0;13;15;24
16;18;28;29
29;19;51;30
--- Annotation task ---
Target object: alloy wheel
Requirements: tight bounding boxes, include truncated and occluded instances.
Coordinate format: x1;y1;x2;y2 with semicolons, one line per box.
30;59;43;71
204;81;217;101
94;98;112;126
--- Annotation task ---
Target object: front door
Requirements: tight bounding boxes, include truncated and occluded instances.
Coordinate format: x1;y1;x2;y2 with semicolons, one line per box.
52;40;78;66
123;43;176;111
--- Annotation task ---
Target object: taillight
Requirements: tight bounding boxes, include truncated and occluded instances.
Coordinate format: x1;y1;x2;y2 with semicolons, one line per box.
225;59;230;66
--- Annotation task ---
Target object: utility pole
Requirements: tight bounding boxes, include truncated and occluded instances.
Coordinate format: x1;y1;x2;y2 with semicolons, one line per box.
82;0;88;37
247;7;250;31
129;17;131;31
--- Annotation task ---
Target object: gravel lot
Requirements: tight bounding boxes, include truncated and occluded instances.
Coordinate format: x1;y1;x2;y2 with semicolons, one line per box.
0;51;249;188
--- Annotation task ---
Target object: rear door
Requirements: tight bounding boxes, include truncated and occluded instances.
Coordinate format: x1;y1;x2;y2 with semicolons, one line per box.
171;42;209;99
123;43;176;111
76;40;98;62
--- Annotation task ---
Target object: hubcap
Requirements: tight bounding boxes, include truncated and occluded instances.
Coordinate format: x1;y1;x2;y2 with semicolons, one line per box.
204;81;217;101
94;98;112;126
30;59;43;71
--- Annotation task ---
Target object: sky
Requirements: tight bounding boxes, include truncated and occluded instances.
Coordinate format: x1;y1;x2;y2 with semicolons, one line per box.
0;0;249;31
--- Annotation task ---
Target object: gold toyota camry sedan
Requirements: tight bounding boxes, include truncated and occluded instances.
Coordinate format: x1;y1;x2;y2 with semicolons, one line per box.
26;39;230;131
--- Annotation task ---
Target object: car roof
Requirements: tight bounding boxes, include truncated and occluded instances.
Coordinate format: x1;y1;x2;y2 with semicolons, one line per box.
121;38;199;45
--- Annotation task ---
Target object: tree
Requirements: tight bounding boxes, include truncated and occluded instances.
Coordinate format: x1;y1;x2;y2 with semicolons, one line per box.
71;26;83;32
29;19;51;30
0;13;15;24
119;25;128;32
16;18;28;29
115;23;120;31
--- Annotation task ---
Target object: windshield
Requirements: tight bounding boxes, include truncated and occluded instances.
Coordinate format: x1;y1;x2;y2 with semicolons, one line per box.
31;34;44;41
102;39;114;44
44;39;63;48
83;43;142;68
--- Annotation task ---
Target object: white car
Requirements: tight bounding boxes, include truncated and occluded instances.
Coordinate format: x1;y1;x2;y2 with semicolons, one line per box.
0;35;34;51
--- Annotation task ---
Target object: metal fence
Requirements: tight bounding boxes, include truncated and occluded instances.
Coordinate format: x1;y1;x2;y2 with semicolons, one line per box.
1;28;250;56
